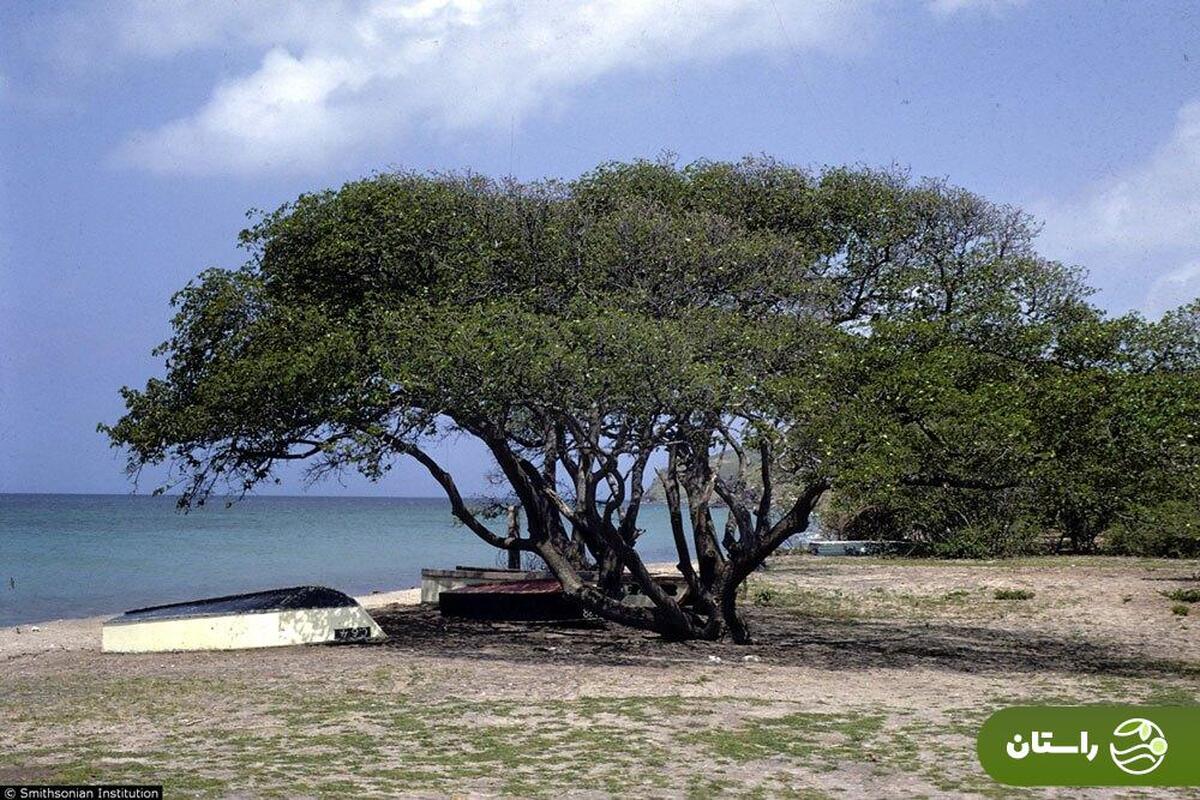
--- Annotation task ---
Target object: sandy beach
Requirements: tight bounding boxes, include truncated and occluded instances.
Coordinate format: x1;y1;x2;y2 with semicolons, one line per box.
0;586;424;662
3;555;1199;797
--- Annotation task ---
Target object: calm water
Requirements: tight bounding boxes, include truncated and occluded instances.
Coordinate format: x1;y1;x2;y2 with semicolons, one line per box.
0;494;692;626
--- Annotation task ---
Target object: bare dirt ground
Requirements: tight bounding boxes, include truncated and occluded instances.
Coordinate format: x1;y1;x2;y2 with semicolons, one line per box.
2;556;1198;798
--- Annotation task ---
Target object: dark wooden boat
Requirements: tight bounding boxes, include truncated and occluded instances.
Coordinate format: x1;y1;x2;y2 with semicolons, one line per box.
437;579;583;621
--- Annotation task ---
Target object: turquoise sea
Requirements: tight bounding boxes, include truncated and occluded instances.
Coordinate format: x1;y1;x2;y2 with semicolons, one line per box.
0;494;696;626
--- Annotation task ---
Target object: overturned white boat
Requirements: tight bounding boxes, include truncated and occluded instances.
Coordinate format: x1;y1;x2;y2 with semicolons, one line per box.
101;585;386;653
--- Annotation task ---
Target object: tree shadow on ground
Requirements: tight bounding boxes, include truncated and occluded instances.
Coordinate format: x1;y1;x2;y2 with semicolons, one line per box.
369;604;1196;679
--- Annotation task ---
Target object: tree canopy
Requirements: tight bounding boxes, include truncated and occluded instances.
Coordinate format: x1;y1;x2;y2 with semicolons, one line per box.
104;157;1200;641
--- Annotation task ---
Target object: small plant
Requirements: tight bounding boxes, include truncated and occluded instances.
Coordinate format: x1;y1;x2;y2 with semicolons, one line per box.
1172;604;1190;617
993;588;1035;601
752;588;776;607
1164;588;1200;604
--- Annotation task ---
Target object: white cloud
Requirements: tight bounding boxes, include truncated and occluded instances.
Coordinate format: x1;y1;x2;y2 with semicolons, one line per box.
46;1;354;68
1145;261;1200;317
1043;101;1200;254
115;49;368;175
80;0;880;176
1036;99;1200;315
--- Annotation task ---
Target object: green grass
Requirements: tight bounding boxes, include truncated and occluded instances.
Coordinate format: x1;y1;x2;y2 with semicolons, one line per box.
1164;587;1200;603
1172;603;1191;617
9;553;1200;797
9;666;1200;798
992;588;1035;601
0;676;690;797
752;586;779;606
747;586;861;619
0;671;1025;799
683;707;1039;799
776;555;1200;571
1143;682;1199;705
684;710;886;766
744;581;1033;621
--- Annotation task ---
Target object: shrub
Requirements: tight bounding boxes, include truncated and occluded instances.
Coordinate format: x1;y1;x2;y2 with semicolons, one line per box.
752;588;777;607
993;588;1035;601
1172;604;1190;617
1105;501;1200;558
925;519;1044;559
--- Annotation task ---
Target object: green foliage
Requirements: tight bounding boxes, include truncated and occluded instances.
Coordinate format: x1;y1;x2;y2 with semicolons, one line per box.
814;302;1200;557
751;588;777;607
105;159;848;499
102;155;1200;636
1172;604;1190;617
1106;501;1200;558
1164;588;1200;604
926;520;1042;559
993;589;1035;601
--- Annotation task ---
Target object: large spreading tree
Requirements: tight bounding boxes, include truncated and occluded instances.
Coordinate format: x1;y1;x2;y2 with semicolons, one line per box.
104;157;1195;641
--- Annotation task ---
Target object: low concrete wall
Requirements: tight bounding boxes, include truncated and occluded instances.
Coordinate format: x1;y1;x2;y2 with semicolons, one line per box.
807;540;906;556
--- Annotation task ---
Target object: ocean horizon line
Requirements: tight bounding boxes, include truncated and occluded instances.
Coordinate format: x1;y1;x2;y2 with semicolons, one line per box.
0;491;457;501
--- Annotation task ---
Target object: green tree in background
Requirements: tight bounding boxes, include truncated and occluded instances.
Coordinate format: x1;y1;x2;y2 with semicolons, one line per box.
817;300;1200;556
103;158;1200;641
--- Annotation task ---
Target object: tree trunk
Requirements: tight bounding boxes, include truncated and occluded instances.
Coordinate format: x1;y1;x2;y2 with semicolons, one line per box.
505;505;522;569
720;588;751;644
597;547;623;596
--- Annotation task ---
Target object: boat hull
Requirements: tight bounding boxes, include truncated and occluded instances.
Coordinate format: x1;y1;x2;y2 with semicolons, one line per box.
437;579;584;621
101;586;386;653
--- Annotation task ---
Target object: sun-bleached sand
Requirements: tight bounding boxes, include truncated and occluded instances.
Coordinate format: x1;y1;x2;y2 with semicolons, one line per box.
0;564;687;661
0;586;422;662
2;556;1198;797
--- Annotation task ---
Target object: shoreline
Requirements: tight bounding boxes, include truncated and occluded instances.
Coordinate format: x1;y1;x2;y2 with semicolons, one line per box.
0;584;424;661
0;561;687;660
4;555;1197;796
2;559;689;628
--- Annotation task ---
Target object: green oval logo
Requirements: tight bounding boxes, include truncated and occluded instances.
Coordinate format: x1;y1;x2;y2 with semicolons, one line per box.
978;706;1199;786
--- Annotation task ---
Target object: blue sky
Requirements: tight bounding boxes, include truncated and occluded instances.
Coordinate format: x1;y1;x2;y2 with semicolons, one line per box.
2;0;1199;496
